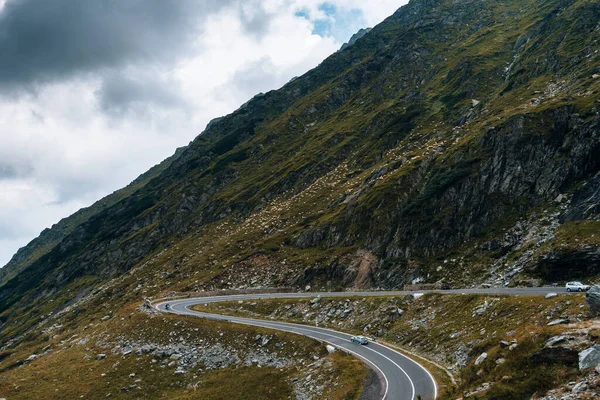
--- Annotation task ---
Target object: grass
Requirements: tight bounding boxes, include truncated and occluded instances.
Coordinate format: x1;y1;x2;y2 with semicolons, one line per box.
0;302;368;400
3;2;600;393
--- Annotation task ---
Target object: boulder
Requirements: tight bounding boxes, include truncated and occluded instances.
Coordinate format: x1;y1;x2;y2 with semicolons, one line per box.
474;352;487;366
96;354;106;360
579;345;600;370
547;319;569;326
532;347;578;365
326;345;336;354
572;381;588;392
544;336;570;348
586;286;600;317
545;293;557;299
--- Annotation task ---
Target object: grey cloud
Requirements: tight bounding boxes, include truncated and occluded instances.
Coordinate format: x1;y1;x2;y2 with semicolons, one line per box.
97;71;190;117
0;0;233;90
226;56;306;102
0;164;18;179
237;1;274;38
0;220;22;239
0;160;33;181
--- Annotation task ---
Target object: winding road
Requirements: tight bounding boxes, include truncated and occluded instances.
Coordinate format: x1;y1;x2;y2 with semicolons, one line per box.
155;287;573;400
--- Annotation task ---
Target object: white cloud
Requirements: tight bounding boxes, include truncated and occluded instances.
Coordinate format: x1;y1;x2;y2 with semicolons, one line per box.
0;0;408;267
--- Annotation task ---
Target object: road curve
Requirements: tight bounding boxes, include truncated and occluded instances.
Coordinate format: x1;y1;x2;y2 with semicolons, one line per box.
156;294;440;400
154;288;573;400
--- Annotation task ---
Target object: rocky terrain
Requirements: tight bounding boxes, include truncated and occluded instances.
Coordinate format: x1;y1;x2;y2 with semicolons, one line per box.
0;302;368;400
200;292;600;399
0;0;599;398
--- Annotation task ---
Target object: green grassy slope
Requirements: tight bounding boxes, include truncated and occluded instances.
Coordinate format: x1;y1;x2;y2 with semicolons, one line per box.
1;0;599;349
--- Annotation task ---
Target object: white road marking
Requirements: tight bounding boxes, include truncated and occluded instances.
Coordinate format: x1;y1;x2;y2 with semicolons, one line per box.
155;299;436;400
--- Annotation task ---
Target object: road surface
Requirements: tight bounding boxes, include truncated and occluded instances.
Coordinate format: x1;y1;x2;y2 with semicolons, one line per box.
154;287;574;400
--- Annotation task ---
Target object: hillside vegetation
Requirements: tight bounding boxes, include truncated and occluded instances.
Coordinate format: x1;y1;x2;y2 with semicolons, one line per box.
1;0;599;398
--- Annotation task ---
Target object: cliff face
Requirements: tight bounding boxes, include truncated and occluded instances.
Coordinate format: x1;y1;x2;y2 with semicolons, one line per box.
1;0;599;341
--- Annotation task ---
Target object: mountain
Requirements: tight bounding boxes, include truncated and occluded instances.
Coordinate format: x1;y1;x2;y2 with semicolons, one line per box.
0;147;185;287
340;27;372;50
1;0;599;347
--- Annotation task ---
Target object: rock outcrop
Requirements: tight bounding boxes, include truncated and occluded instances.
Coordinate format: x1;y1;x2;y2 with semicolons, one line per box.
532;347;578;365
579;345;600;370
585;286;600;317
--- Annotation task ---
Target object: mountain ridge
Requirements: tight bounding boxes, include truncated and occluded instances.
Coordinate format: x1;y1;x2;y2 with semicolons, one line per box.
1;0;599;350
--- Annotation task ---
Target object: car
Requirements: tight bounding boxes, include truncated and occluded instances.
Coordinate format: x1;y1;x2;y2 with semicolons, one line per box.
350;335;369;345
565;282;590;292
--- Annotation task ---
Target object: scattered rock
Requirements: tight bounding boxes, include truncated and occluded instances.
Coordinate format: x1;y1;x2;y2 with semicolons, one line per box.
495;358;506;365
472;99;481;107
545;336;570;348
499;340;511;348
579;345;600;370
572;381;587;392
473;300;491;317
475;352;488;366
96;354;106;360
547;319;569;326
169;354;182;361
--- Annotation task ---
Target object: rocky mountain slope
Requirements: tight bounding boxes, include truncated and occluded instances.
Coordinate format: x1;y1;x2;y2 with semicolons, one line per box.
1;0;599;362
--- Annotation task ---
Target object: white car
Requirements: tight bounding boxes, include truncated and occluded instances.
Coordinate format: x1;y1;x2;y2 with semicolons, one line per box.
565;282;590;292
350;335;369;345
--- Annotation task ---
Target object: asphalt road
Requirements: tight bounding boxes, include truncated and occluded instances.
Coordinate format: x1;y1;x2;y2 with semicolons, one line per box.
154;287;574;400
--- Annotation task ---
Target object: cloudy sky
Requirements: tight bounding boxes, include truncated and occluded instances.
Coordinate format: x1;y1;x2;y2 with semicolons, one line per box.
0;0;407;267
